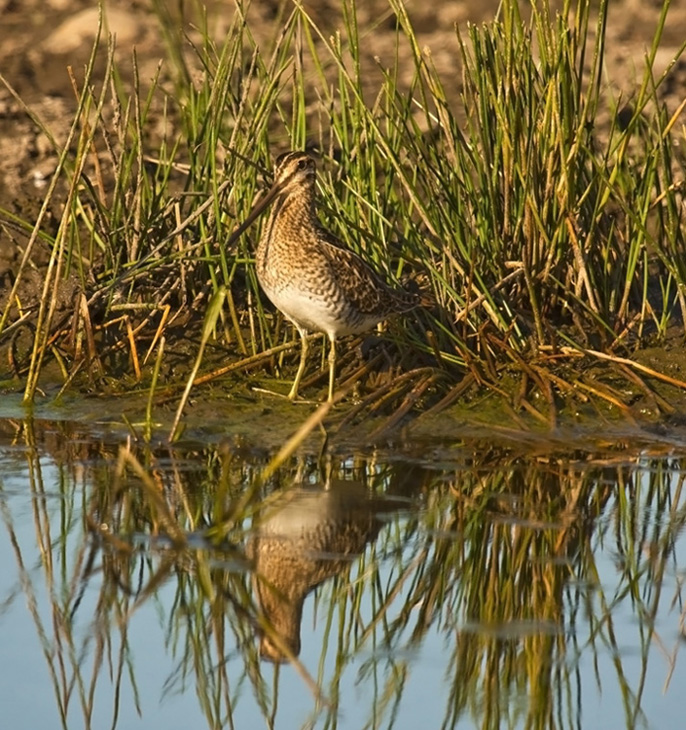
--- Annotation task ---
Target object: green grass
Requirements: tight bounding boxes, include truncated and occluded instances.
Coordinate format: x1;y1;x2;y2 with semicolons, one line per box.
1;0;685;419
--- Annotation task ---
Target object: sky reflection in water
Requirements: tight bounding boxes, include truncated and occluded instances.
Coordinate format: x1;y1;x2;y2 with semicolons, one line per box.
0;425;684;730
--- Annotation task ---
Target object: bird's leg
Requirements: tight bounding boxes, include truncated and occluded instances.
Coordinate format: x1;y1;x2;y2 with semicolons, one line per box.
327;334;336;403
288;326;309;401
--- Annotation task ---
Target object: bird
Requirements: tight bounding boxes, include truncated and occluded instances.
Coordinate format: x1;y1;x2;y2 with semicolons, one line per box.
227;151;421;402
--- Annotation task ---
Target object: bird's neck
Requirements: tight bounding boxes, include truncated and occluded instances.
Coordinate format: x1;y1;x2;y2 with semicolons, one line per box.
270;186;317;231
256;185;319;273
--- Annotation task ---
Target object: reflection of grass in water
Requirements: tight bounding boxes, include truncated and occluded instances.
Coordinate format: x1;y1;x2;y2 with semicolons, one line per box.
0;1;685;416
3;421;686;728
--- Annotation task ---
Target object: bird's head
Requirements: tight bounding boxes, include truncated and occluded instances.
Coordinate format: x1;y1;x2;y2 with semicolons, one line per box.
271;151;317;194
226;151;318;246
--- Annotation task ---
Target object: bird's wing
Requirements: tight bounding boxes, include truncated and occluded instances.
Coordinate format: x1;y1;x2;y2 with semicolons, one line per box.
315;224;419;316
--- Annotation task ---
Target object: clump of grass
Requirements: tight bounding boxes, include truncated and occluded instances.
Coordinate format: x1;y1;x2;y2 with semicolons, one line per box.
0;0;684;418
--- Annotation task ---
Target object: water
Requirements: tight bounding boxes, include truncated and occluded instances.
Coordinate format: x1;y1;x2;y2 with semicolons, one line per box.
1;416;685;729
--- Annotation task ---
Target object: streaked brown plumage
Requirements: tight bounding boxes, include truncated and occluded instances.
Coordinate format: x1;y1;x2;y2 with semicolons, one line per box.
228;151;420;402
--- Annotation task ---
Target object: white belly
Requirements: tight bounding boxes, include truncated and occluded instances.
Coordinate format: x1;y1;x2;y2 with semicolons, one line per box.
265;285;370;337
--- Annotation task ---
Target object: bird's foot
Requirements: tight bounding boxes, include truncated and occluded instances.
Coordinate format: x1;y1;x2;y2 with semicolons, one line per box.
251;385;319;404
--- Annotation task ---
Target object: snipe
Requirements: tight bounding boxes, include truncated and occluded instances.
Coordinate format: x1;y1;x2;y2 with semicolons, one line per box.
228;151;420;402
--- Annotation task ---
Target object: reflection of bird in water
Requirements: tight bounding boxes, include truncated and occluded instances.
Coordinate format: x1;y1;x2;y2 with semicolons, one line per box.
245;480;405;663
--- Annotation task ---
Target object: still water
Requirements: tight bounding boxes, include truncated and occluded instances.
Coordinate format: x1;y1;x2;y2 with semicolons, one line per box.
0;414;685;729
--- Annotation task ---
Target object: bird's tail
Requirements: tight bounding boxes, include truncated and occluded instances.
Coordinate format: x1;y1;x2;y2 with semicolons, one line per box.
400;270;435;309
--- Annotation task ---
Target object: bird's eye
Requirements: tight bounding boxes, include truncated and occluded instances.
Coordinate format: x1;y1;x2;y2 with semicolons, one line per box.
297;159;308;170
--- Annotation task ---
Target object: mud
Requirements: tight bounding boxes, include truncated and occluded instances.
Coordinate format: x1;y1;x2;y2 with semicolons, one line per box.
2;0;685;209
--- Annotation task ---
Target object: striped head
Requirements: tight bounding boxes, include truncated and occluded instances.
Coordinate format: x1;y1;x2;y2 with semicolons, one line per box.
225;151;318;247
271;151;317;195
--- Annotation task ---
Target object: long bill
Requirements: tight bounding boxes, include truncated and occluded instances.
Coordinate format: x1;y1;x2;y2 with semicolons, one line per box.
225;179;283;248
